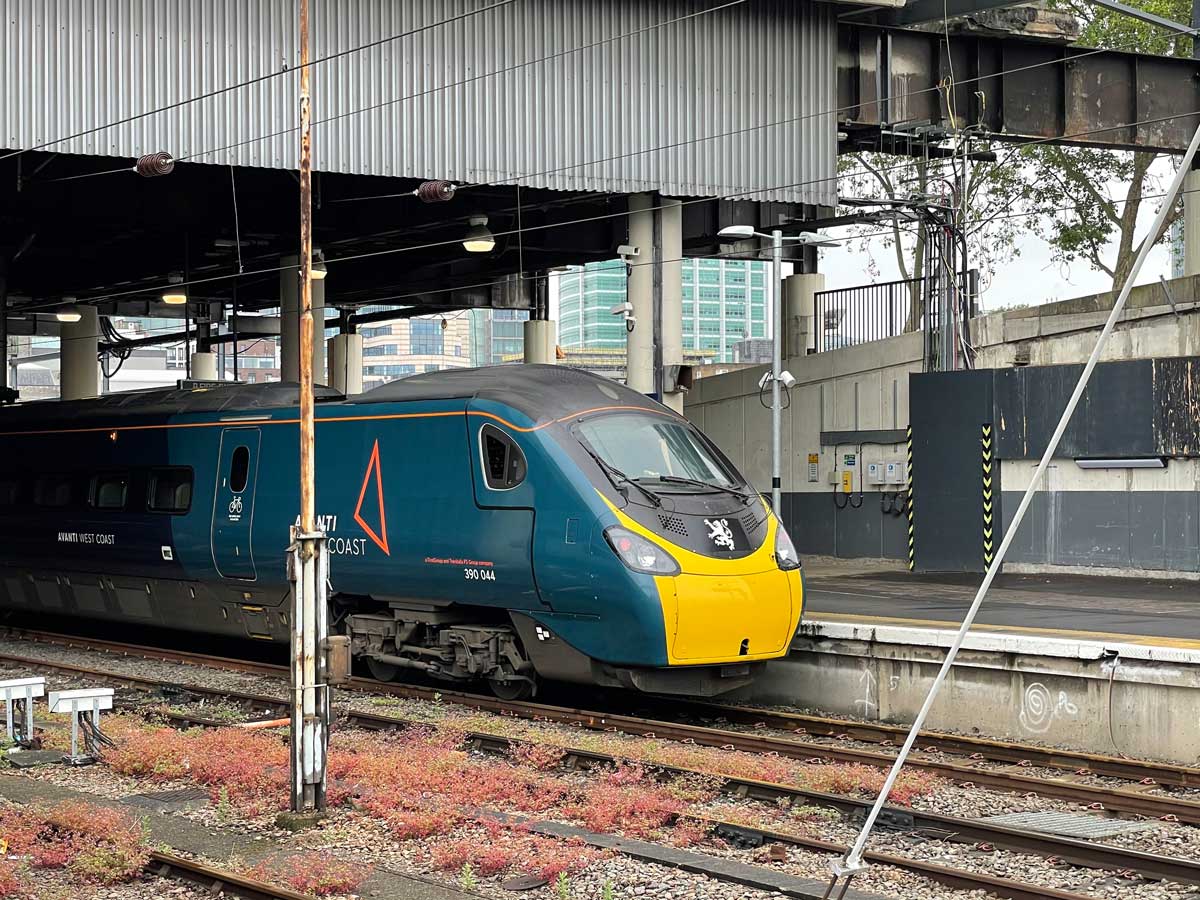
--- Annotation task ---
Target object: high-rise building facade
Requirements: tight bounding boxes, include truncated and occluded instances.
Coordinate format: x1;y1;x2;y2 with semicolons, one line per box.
556;257;770;363
468;308;529;367
359;313;472;391
558;259;628;351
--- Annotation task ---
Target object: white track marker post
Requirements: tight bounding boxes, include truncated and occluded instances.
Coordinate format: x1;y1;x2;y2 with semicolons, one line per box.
822;119;1200;900
0;677;45;744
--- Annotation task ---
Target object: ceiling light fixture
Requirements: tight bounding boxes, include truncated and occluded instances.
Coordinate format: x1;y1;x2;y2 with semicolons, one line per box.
462;215;495;253
162;273;187;305
55;303;83;323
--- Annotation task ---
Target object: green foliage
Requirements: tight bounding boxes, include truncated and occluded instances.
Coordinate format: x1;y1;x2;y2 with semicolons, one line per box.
555;871;571;900
459;862;477;890
602;879;616;900
842;0;1189;301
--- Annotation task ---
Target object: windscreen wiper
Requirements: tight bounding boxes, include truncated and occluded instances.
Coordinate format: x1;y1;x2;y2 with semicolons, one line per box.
578;444;663;507
650;474;750;502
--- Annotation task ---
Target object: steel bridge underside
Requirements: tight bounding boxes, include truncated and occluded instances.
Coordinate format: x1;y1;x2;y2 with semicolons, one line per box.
838;22;1200;155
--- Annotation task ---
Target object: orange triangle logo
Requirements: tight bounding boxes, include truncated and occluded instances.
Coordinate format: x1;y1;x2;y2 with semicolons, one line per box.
353;439;390;555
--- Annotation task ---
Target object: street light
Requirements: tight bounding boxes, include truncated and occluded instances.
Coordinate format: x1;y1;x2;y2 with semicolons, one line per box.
717;224;840;514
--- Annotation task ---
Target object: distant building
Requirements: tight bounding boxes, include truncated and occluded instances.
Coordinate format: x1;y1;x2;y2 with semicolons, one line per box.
557;257;772;370
359;313;472;391
468;308;529;367
501;347;716;382
731;338;773;364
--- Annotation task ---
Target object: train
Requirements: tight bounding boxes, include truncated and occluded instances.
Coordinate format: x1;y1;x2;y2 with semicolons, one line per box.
0;365;804;698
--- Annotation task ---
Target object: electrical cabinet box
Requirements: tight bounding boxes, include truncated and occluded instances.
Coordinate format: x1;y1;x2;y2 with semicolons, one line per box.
867;462;886;485
840;470;853;493
827;467;841;485
885;461;907;485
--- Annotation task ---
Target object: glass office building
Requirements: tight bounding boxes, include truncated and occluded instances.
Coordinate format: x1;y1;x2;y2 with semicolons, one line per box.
468;308;530;367
557;257;770;363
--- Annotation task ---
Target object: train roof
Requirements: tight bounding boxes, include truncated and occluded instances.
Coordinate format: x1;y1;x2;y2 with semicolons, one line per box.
0;382;344;428
0;366;671;430
349;364;669;422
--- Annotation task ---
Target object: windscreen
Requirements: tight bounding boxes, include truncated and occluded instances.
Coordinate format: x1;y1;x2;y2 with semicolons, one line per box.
577;413;737;487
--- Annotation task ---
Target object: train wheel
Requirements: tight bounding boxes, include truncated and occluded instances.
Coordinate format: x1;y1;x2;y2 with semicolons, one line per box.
488;670;535;701
366;657;401;682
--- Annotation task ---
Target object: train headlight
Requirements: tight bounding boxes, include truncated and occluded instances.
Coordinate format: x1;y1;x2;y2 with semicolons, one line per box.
604;526;680;576
774;524;801;571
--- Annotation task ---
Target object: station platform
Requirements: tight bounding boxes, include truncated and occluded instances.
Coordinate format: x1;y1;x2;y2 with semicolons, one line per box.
742;561;1200;763
801;563;1200;651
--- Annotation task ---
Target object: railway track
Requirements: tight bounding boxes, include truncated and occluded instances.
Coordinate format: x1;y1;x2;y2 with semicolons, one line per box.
148;851;312;900
3;643;1198;900
5;627;1200;822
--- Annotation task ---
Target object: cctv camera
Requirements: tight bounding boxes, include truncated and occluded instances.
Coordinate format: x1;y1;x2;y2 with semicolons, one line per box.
757;372;772;390
617;244;640;259
610;301;634;317
779;370;796;389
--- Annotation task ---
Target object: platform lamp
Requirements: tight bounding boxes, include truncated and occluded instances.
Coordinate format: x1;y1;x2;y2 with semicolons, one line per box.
716;225;841;514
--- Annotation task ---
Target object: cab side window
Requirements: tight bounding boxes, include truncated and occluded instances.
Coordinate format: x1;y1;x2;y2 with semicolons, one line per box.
480;424;526;490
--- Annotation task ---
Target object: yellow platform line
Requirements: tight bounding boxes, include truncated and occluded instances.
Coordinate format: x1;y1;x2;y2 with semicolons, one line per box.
809;611;1200;651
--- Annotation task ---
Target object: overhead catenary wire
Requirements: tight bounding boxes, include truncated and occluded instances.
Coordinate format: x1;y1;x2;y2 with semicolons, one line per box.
13;0;1197;308
16;15;1200;319
23;149;1200;344
823;117;1200;897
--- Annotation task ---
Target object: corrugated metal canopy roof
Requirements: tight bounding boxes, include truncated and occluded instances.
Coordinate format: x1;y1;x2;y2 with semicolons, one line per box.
1;0;836;206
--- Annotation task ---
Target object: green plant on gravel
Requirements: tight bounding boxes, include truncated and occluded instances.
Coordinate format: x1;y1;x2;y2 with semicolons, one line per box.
602;878;615;900
215;786;234;823
459;862;477;890
555;871;570;899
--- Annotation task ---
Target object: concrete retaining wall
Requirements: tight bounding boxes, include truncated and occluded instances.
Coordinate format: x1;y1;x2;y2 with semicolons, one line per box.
741;620;1200;765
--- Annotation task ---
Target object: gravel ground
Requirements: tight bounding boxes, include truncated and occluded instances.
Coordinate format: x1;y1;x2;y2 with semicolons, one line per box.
15;870;215;900
4;636;1200;900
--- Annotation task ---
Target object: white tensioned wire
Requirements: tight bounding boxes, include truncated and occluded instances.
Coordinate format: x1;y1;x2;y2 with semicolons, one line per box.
824;118;1200;897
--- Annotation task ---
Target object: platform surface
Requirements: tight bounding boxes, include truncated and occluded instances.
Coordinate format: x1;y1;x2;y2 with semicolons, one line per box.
803;564;1200;650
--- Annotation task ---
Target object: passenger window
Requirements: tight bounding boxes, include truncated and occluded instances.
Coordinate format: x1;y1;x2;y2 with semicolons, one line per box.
229;446;250;493
34;476;73;508
148;468;193;513
480;424;526;490
91;473;129;510
0;480;19;507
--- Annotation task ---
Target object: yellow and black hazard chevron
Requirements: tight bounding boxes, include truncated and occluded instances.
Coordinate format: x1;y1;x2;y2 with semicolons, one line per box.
982;423;994;566
906;424;915;571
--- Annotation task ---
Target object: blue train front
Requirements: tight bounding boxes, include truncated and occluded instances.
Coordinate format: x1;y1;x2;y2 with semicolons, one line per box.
0;366;803;697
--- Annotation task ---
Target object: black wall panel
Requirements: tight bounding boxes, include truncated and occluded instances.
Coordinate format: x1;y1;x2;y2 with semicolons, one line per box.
995;358;1186;460
1086;360;1155;457
783;492;906;561
910;370;996;572
1153;357;1200;456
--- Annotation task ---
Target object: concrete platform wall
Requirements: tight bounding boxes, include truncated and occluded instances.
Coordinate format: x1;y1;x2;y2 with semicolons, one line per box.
743;622;1200;764
686;332;922;560
686;274;1200;574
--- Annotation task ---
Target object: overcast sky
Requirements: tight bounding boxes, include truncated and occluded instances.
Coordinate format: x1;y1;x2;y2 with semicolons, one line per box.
820;167;1180;312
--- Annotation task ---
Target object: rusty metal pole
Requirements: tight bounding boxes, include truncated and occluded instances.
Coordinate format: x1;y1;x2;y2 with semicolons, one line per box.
289;0;329;816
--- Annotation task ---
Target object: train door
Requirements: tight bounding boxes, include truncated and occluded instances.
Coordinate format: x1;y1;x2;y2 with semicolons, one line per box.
211;428;261;580
465;410;547;609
